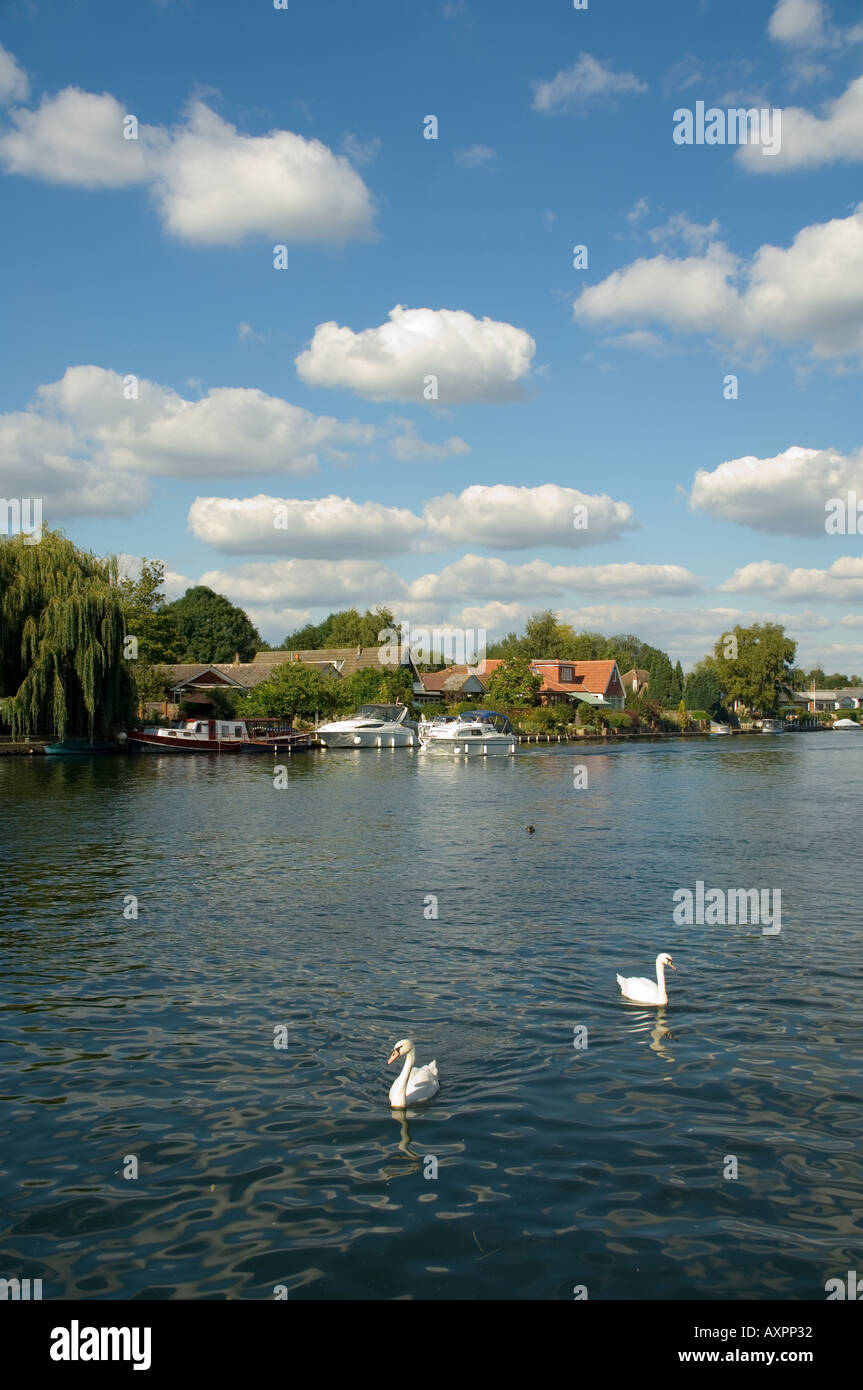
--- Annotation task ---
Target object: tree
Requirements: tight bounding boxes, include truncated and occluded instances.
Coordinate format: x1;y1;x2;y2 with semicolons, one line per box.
711;622;796;715
242;664;341;722
117;559;181;663
281;606;396;651
486;657;543;706
521;610;579;658
646;649;678;707
674;661;685;699
684;664;722;713
0;530;134;739
165;586;261;663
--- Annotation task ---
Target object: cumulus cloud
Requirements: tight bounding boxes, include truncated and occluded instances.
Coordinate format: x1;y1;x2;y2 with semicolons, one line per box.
423;483;636;549
0;366;376;519
553;602;831;662
186;482;639;557
188;495;426;558
409;556;701;603
719;557;863;601
574;207;863;360
689;444;863;535
768;0;829;47
648;213;721;255
0;43;29;105
199;559;406;608
737;74;863;172
295;305;536;403
531;54;647;115
0;91;375;244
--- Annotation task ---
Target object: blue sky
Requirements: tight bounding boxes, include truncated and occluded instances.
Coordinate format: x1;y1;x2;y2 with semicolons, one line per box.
2;0;863;667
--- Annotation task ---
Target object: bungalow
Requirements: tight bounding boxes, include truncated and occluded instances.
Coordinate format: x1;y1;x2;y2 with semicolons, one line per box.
142;658;340;720
783;686;863;713
253;645;420;680
479;658;626;710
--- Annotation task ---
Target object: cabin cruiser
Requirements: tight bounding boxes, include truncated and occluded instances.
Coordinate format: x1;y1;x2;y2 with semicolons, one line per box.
709;721;732;736
418;710;517;755
125;718;251;753
316;703;418;748
759;717;786;733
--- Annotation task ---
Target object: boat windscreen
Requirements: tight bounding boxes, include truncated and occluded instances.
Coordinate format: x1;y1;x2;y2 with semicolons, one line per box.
356;704;403;721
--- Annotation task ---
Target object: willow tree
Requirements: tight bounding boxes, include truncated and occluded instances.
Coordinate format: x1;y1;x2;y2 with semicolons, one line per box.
0;530;134;740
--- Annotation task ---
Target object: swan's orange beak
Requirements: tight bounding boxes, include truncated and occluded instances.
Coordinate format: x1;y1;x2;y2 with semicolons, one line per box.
668;961;677;971
387;1048;400;1065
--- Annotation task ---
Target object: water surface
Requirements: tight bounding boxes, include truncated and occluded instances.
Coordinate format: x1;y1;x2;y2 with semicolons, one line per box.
1;734;861;1299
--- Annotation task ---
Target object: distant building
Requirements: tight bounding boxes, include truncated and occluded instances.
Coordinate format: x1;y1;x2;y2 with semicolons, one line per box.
621;667;650;695
479;658;626;710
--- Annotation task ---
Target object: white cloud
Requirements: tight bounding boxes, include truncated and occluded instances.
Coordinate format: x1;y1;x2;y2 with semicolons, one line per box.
454;144;498;168
648;213;721;255
768;0;829;47
188;494;426;558
0;367;376;520
0;43;29;105
689;444;863;535
531;54;647;115
409;556;701;603
386;420;471;462
0;92;375;245
719;557;863;601
152;101;375;245
574;207;863;360
295;305;536;403
422;483;636;549
238;322;265;343
186;482;638;557
0;88;155;185
737;74;863;172
199;558;406;608
627;197;649;225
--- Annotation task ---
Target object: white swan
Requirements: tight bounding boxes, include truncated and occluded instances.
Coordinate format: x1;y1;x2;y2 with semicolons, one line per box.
387;1038;439;1107
616;952;677;1005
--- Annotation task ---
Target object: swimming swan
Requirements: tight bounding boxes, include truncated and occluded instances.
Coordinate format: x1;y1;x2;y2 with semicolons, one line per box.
387;1038;439;1107
616;952;677;1005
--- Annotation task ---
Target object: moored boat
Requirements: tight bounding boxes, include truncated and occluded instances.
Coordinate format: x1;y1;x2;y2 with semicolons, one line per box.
316;704;418;748
759;718;786;734
126;718;250;753
418;710;517;755
44;737;123;755
709;722;732;736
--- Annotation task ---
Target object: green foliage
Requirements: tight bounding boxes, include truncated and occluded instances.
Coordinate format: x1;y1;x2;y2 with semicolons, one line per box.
684;664;723;714
130;663;172;706
678;698;689;729
242;663;342;722
281;606;395;651
711;622;796;715
117;558;181;662
486;657;543;706
0;529;134;739
165;585;261;663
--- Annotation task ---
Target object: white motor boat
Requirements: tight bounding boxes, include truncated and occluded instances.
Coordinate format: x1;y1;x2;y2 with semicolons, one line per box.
418;710;517;755
709;721;732;736
759;717;786;733
833;717;861;730
316;703;418;748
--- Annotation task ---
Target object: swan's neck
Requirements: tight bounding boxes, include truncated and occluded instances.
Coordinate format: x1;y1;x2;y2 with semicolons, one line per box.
655;961;667;1001
393;1049;415;1106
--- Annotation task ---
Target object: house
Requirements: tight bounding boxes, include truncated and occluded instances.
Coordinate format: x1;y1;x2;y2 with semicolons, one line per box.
412;665;488;706
784;686;863;713
253;645;419;680
142;658;341;719
621;667;650;694
479;658;626;710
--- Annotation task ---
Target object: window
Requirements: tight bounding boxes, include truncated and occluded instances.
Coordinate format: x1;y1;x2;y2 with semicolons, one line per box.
560;666;574;682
